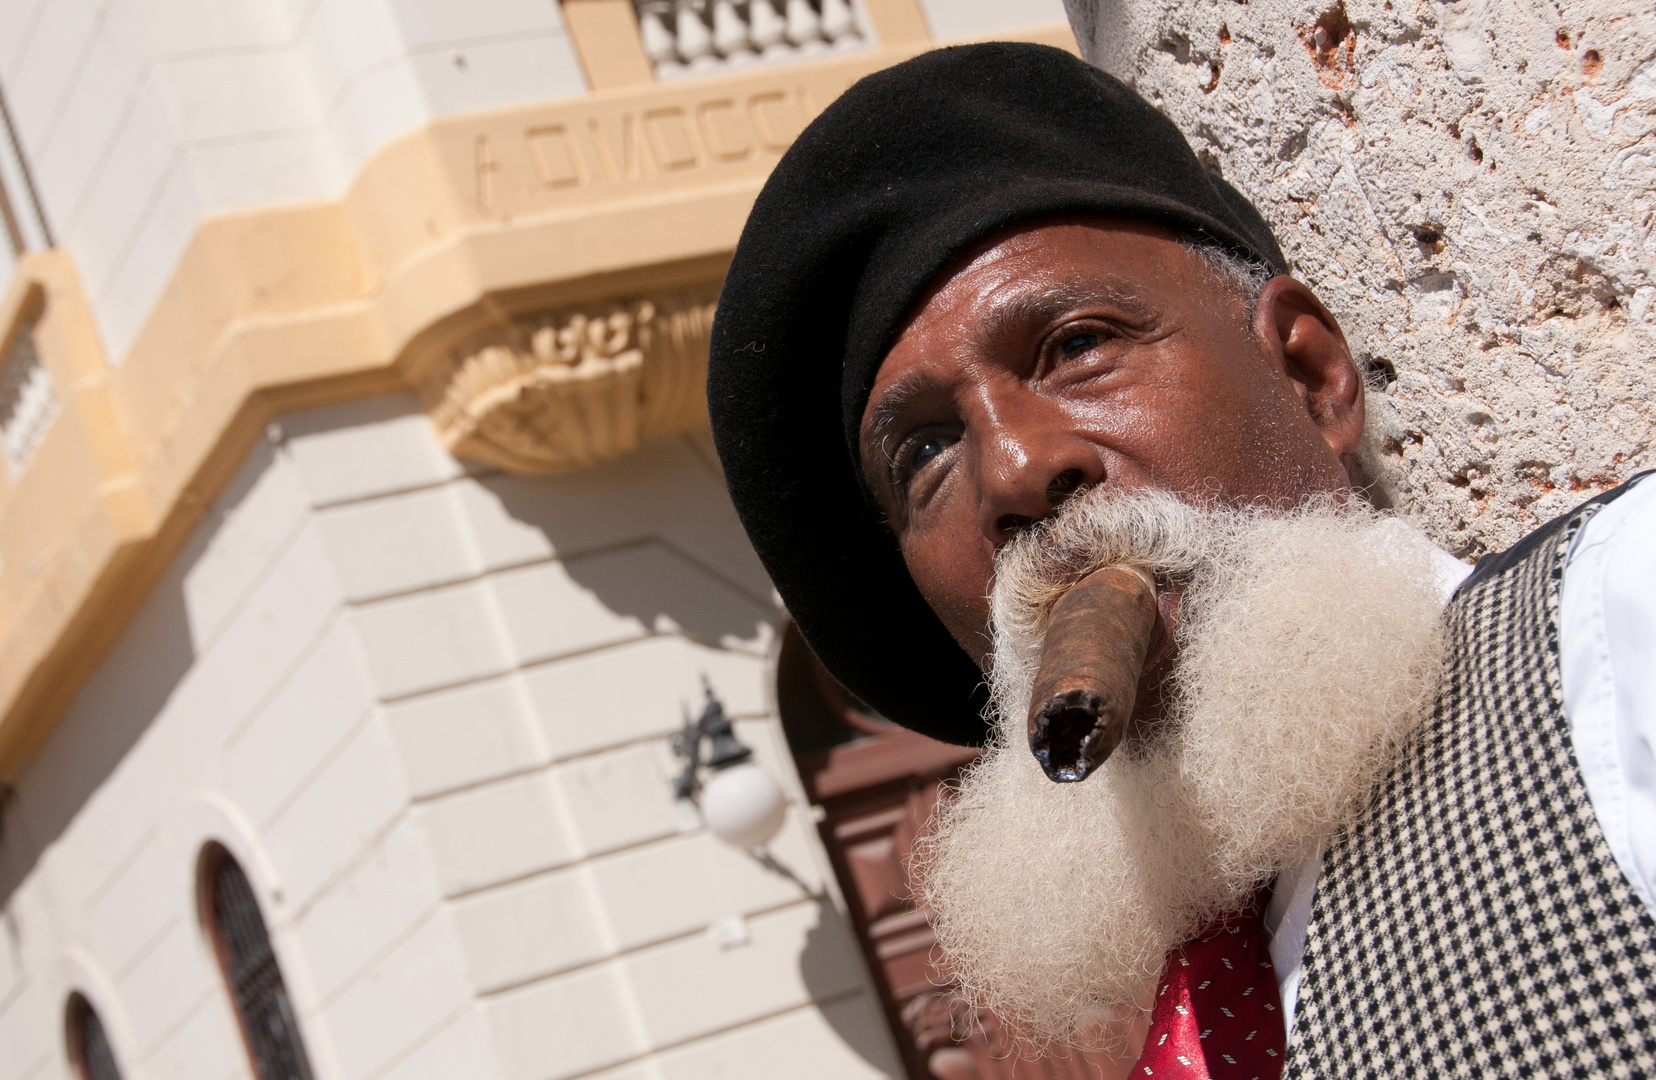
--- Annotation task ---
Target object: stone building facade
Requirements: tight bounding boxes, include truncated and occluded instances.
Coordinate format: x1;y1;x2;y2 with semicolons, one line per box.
3;1;1647;1078
0;3;1072;1079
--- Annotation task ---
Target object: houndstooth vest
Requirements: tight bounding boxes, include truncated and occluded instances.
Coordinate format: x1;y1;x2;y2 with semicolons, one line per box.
1285;480;1656;1078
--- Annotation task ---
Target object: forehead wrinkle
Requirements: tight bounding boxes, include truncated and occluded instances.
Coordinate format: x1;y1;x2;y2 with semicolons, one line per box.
973;278;1148;356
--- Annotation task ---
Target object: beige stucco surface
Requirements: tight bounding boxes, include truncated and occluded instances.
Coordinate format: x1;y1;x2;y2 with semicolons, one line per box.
1070;0;1655;556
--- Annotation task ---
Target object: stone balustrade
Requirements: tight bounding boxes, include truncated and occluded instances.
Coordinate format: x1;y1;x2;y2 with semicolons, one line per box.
634;0;868;79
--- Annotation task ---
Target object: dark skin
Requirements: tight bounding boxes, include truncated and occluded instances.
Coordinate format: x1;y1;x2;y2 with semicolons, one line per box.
858;219;1366;725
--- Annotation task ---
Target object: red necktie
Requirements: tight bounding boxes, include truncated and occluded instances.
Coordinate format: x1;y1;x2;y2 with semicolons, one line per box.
1132;898;1286;1078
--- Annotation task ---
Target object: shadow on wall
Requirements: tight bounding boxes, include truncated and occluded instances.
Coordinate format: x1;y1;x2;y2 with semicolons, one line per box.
0;442;278;907
745;846;901;1072
0;417;778;909
799;892;908;1074
481;433;777;649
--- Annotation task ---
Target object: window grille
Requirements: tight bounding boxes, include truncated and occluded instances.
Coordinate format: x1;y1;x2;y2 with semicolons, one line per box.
0;316;58;476
634;0;867;80
202;849;316;1080
66;994;125;1080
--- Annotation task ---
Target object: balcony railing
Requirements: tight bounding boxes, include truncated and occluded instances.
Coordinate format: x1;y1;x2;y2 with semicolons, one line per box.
0;314;57;478
634;0;869;80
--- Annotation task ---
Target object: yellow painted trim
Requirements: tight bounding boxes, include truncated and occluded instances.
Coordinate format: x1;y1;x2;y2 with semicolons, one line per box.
562;0;657;90
0;23;1078;779
860;0;933;47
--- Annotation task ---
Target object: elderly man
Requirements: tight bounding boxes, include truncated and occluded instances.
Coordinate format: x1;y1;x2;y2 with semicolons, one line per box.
707;43;1655;1078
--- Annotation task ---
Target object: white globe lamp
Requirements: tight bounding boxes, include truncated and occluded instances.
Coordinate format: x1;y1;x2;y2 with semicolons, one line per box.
700;761;788;849
670;681;791;850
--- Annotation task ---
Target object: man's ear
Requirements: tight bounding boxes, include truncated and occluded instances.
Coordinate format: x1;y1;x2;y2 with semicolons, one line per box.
1252;276;1365;460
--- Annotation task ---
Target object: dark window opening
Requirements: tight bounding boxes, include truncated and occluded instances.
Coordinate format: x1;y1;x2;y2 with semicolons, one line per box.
66;993;124;1080
200;845;315;1080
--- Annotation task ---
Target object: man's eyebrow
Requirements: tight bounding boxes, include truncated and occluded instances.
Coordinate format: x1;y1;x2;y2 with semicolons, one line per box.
975;279;1145;354
861;370;945;472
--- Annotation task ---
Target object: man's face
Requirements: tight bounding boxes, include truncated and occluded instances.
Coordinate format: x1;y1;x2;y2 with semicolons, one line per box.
858;219;1364;666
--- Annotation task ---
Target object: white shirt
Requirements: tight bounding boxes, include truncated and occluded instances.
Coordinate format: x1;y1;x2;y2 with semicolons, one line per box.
1266;475;1656;1035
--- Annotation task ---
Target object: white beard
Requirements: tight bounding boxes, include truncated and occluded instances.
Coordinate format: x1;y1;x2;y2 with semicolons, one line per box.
913;489;1447;1050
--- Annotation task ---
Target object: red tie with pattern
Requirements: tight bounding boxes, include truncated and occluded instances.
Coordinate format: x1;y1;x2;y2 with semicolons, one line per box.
1132;898;1287;1079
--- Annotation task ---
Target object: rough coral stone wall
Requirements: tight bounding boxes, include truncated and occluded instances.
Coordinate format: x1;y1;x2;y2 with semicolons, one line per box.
1067;0;1656;556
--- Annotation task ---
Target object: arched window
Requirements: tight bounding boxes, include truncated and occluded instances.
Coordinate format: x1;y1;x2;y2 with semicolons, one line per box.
199;845;315;1080
65;993;124;1080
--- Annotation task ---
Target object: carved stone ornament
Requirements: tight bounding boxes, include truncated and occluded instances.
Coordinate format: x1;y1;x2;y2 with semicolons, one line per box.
420;284;718;474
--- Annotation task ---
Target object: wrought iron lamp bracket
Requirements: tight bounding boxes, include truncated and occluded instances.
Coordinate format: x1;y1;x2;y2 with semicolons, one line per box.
670;678;753;801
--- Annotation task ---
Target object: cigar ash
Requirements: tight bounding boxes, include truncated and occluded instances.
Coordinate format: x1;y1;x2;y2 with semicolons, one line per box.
1032;687;1126;782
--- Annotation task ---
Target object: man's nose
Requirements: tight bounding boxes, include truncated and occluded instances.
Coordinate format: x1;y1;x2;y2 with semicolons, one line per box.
975;410;1104;545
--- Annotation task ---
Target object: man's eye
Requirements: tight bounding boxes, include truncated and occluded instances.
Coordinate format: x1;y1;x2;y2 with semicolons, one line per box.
894;431;955;488
1061;332;1102;358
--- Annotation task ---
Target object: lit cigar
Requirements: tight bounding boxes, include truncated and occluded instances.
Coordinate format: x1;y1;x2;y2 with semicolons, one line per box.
1027;564;1160;783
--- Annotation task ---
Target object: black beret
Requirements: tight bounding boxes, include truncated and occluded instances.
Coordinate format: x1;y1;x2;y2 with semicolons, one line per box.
707;41;1287;746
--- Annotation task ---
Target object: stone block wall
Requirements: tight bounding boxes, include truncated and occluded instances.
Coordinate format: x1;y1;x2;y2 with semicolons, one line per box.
1069;0;1655;555
0;393;901;1080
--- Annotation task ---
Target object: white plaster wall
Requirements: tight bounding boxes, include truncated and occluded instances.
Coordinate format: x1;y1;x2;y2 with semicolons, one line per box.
0;0;589;359
0;395;901;1080
916;0;1068;44
1068;0;1656;555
